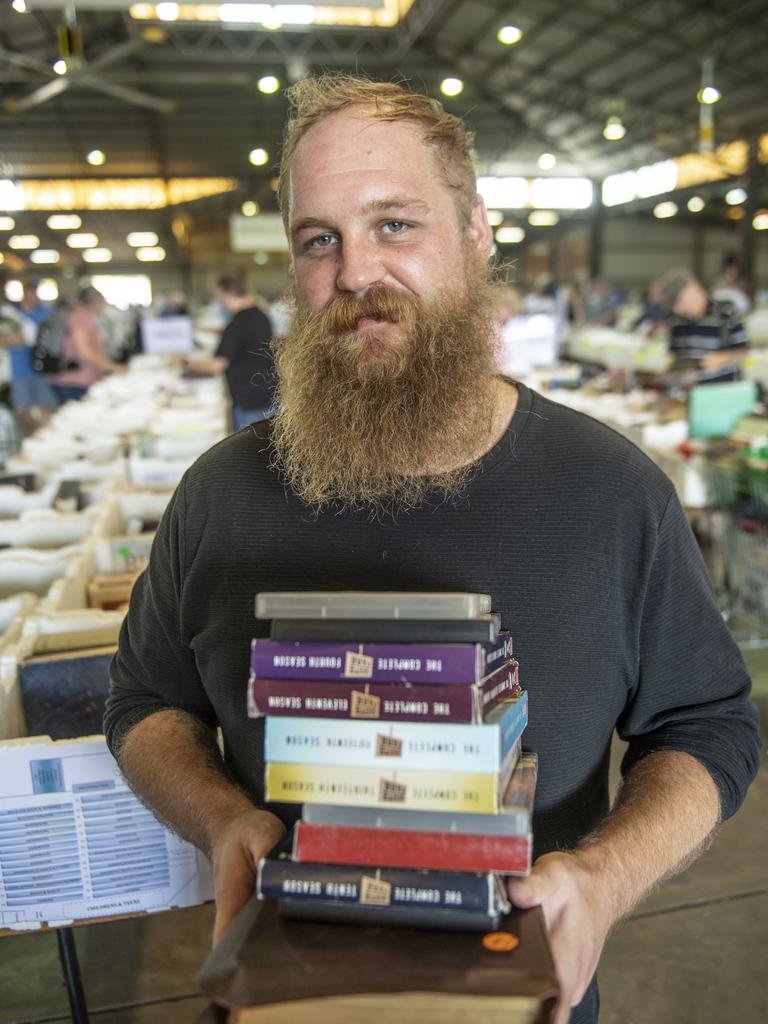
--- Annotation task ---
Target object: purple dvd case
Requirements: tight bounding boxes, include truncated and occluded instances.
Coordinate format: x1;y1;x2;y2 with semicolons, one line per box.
248;661;520;724
249;633;511;685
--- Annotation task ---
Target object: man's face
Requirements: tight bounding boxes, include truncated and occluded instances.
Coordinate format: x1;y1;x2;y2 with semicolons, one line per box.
287;109;491;325
272;107;499;512
673;281;708;320
214;288;234;314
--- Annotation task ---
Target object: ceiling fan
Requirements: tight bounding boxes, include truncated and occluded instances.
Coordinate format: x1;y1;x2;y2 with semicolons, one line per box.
2;4;175;115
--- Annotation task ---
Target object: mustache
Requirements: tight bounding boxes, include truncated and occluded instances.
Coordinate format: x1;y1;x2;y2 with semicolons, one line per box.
299;286;419;336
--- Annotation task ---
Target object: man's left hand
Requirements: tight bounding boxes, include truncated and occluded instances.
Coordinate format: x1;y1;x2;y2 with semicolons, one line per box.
507;852;616;1024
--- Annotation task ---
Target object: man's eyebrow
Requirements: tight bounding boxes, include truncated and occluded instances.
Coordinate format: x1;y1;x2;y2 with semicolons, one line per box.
290;197;431;238
360;196;431;215
290;216;331;238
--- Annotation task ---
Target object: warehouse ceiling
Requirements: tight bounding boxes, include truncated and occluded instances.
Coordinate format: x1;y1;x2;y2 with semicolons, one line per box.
1;0;767;265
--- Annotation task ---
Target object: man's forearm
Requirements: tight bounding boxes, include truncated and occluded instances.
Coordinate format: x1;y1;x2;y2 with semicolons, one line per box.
117;707;257;856
575;749;721;920
508;749;721;1021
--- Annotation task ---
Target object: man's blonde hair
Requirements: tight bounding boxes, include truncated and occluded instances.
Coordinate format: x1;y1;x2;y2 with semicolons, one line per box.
278;74;478;225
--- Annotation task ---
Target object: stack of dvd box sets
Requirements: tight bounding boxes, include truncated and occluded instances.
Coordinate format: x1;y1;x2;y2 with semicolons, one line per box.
248;591;537;931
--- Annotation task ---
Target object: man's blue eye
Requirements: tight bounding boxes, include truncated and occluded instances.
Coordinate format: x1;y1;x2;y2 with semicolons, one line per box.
308;234;335;249
383;221;407;233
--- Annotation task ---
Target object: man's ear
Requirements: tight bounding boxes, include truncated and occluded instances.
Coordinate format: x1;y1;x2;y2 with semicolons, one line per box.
467;195;494;258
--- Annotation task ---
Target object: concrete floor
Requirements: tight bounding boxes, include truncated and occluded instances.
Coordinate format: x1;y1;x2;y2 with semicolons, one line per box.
1;697;765;1024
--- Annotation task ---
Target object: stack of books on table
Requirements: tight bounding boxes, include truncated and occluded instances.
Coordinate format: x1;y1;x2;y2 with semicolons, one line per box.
249;591;537;932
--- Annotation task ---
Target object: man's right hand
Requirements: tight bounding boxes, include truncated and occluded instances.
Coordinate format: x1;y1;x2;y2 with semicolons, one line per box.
210;808;287;945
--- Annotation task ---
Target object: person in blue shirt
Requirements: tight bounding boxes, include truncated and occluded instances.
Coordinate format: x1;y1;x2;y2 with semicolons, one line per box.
10;280;58;431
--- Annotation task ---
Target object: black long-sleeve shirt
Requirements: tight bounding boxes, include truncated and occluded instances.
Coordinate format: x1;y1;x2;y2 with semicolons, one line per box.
106;383;761;1023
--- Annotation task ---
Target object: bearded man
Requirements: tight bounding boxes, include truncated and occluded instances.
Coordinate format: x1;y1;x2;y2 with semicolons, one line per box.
106;76;760;1024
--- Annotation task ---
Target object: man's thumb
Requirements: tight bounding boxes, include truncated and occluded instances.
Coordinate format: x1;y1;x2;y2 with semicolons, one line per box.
506;874;543;908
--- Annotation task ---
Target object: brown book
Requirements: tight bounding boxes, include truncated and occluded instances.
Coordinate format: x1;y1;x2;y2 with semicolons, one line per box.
197;896;558;1024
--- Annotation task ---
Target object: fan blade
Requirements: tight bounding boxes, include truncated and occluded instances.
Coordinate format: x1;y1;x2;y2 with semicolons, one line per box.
0;46;55;77
4;75;71;113
82;74;175;114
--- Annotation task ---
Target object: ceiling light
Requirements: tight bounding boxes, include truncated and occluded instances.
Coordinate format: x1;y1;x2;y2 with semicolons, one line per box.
53;59;67;76
653;201;678;219
67;233;99;248
687;196;705;213
0;217;15;231
477;176;529;209
11;0;28;12
82;248;112;263
257;75;280;94
497;25;523;45
248;148;269;167
274;6;314;25
528;210;560;227
47;214;82;229
495;226;525;244
8;234;39;249
635;160;678;199
602;172;637;207
697;57;720;107
254;252;269;265
38;279;59;301
30;250;60;264
486;209;504;226
697;85;721;105
218;4;264;22
155;2;179;20
4;280;23;301
0;179;24;210
725;187;747;205
136;246;166;261
537;153;557;171
86;150;106;166
127;231;159;246
440;78;464;97
530;178;593;209
241;201;259;217
753;211;768;231
0;253;5;265
603;116;626;141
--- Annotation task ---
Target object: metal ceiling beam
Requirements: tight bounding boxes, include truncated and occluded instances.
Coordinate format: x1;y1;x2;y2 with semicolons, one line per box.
155;20;431;66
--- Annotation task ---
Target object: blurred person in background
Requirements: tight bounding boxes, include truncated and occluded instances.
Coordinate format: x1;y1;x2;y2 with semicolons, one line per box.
655;267;748;376
711;253;751;317
49;286;126;403
583;280;624;326
160;292;190;317
523;273;558;316
0;311;23;461
6;281;58;431
185;274;276;430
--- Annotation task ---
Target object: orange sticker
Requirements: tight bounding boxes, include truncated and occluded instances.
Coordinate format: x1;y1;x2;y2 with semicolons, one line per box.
482;932;519;952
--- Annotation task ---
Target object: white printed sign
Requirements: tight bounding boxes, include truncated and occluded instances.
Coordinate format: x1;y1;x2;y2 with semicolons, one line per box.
141;316;194;354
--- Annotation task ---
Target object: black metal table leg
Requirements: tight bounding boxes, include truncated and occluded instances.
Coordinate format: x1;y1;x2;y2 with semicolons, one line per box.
55;927;90;1024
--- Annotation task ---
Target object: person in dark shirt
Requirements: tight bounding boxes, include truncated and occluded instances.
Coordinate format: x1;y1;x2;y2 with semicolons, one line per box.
654;267;748;374
106;77;760;1024
193;275;276;430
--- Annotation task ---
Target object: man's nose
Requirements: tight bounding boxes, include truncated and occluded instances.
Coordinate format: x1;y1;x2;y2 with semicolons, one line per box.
335;237;385;294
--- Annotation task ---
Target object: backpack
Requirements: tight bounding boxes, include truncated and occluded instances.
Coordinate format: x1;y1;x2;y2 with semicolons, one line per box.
31;310;77;374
